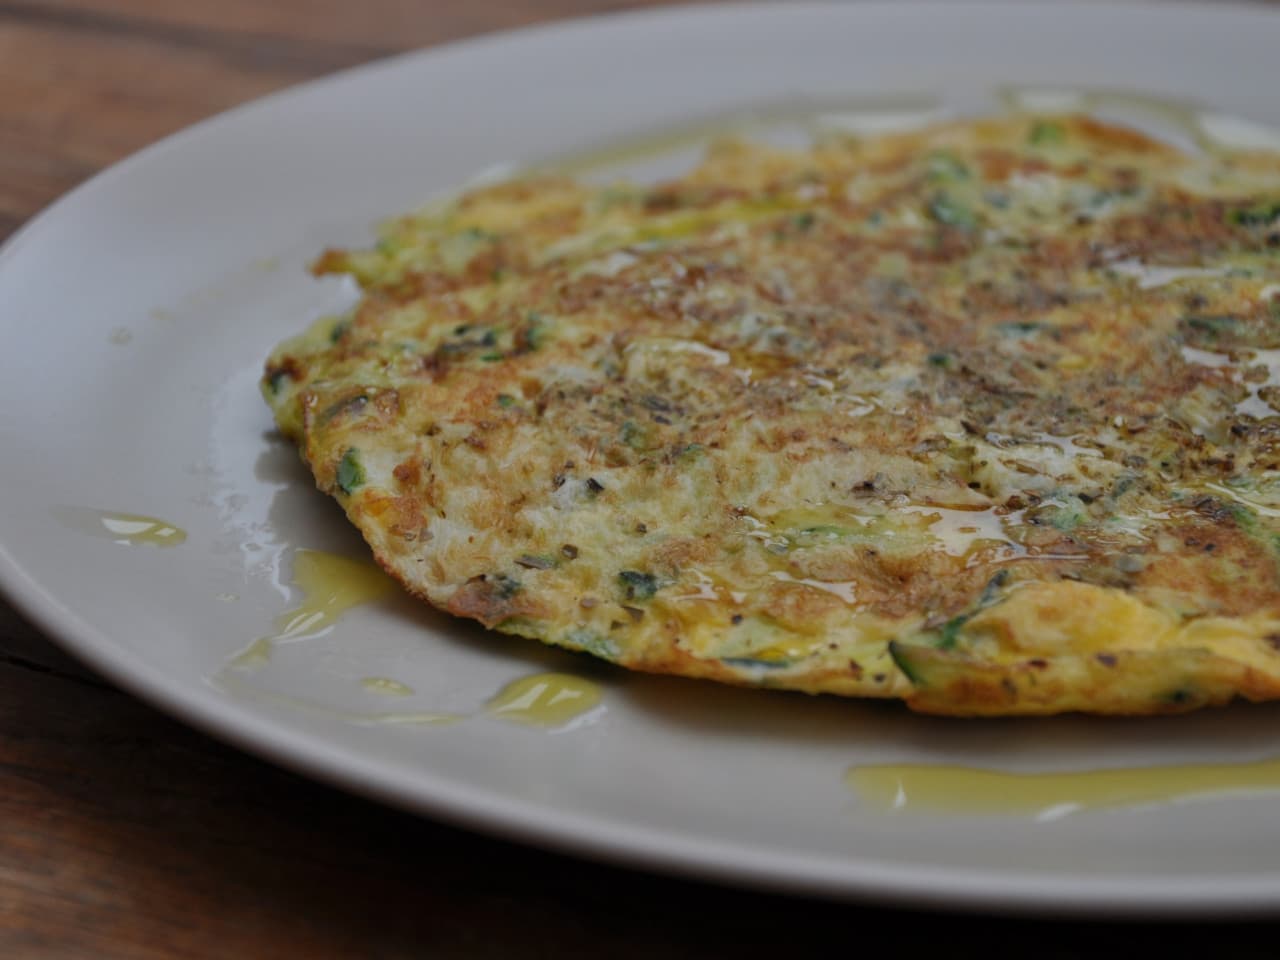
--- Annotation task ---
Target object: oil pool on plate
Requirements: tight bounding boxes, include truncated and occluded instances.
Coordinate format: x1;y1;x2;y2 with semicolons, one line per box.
847;756;1280;821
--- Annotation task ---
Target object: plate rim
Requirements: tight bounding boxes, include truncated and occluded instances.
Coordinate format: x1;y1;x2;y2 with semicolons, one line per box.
4;0;1280;917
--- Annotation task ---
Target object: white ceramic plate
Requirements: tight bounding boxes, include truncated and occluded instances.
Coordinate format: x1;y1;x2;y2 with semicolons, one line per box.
4;1;1280;915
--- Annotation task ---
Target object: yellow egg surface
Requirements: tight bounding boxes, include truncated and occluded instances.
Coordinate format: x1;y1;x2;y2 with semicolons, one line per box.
264;114;1280;715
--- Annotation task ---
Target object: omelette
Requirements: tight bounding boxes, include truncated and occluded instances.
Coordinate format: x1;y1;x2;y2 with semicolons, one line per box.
263;114;1280;716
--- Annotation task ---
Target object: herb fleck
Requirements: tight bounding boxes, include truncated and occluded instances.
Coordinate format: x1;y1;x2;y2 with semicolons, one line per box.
517;312;549;353
618;570;659;600
514;554;557;570
926;150;970;181
337;448;365;494
997;321;1043;335
675;442;705;461
329;318;351;343
927;192;976;229
1028;120;1065;146
887;641;924;685
621;420;648;450
266;369;290;395
1229;201;1280;228
491;574;522;599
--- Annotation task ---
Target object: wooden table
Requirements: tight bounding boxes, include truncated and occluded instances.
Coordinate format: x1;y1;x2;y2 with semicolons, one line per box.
3;2;1278;954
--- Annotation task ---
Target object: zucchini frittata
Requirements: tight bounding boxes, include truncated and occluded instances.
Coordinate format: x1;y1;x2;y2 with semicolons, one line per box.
264;115;1280;715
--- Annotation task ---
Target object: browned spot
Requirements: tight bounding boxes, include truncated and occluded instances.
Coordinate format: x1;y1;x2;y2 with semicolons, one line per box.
651;536;717;569
446;577;547;629
1072;115;1176;154
389;269;467;303
372;389;401;418
393;457;423;487
384;496;425;541
263;354;305;386
310;248;349;276
761;581;845;632
975;148;1017;181
1134;521;1280;616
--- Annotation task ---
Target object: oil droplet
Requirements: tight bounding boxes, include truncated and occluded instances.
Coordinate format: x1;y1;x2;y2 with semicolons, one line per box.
997;86;1086;113
228;549;396;669
486;673;602;728
1084;89;1213;152
769;570;858;604
350;712;460;727
1237;348;1280;419
1028;432;1102;460
741;514;789;552
812;106;940;137
1109;258;1229;290
764;502;1036;567
998;87;1220;153
271;550;396;641
215;670;460;726
1181;345;1280;419
673;569;722;602
1203;481;1280;520
1180;344;1233;369
846;756;1280;820
1197;112;1280;152
53;507;188;547
361;676;414;697
229;637;272;668
897;504;1024;563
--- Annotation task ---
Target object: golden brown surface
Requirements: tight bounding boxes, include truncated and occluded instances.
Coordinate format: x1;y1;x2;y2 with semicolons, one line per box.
267;115;1280;715
7;2;1280;955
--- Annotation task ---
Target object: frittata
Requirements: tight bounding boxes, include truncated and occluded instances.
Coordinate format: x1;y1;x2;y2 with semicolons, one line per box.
263;114;1280;715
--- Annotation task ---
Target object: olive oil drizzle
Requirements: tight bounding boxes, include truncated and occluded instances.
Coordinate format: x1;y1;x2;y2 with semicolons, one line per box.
847;756;1280;819
222;550;602;730
54;506;187;547
228;549;396;667
485;673;603;727
361;676;414;696
214;671;460;726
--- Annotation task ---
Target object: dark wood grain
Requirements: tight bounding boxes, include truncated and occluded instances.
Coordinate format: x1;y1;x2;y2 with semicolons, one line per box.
4;1;1280;956
0;0;703;242
0;604;1261;959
